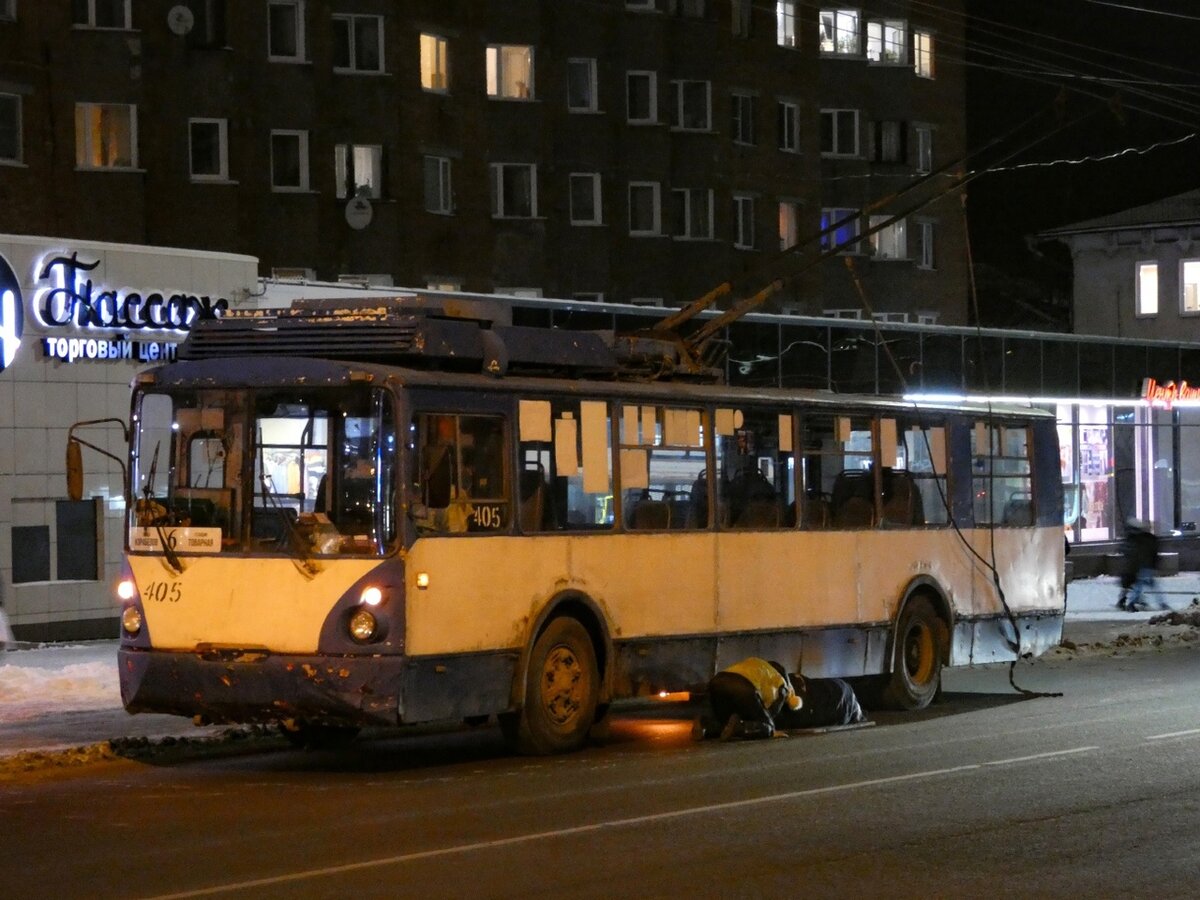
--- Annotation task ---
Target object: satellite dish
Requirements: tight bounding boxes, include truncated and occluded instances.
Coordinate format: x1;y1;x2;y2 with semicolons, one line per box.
167;5;195;36
345;198;373;231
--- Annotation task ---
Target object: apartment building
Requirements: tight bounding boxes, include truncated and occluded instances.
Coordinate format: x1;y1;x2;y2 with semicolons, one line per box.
0;0;967;321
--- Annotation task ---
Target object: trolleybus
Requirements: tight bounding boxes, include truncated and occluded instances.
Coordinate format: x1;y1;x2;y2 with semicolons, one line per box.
106;299;1064;753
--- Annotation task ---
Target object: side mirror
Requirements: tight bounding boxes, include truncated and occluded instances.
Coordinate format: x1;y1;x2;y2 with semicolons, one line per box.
66;439;84;501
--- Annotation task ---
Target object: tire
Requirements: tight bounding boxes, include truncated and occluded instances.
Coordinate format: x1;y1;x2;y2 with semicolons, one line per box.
881;597;945;711
501;617;599;755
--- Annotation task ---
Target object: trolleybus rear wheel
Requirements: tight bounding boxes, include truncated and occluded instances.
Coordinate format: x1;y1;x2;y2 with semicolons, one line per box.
501;617;599;755
881;597;945;710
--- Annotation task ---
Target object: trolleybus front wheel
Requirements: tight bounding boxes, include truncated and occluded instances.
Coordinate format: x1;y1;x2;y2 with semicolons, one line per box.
500;617;599;755
881;597;945;711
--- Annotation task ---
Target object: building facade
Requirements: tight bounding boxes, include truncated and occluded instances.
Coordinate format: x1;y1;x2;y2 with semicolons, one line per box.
0;0;967;322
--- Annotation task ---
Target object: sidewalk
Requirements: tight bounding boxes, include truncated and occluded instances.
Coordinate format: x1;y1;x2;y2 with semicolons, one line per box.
2;574;1199;767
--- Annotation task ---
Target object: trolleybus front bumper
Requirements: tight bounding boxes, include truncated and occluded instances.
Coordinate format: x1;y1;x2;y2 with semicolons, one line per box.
118;647;408;727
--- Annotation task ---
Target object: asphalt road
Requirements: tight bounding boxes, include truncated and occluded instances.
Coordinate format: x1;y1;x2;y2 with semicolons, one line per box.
4;646;1200;900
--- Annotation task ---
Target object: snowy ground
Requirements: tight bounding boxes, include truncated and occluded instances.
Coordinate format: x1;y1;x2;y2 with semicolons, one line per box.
0;643;118;725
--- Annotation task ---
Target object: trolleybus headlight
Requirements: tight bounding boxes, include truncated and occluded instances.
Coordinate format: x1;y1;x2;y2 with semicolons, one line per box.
121;606;143;636
349;608;378;642
116;579;136;601
360;586;383;607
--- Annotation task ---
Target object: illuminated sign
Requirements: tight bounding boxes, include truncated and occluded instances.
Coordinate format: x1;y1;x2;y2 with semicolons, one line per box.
0;252;23;373
42;337;178;364
1142;378;1200;409
32;251;229;334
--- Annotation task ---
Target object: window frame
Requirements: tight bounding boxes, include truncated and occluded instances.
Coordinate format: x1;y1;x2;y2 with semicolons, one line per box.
779;200;800;251
733;194;755;249
914;30;934;78
732;0;751;37
486;44;535;100
821;207;860;253
1180;259;1200;316
332;13;384;74
420;33;450;91
777;99;800;153
669;79;712;131
75;102;138;170
916;220;935;269
775;0;797;48
72;0;131;29
820;9;861;55
1135;260;1159;317
820;108;859;157
868;215;907;260
866;19;907;64
671;187;714;240
334;143;383;200
0;92;21;164
628;181;662;236
0;0;15;22
567;57;599;113
423;155;453;214
731;92;757;145
267;0;306;62
269;129;310;192
188;117;228;181
490;162;538;218
185;0;227;49
914;123;933;173
626;71;659;124
569;172;603;226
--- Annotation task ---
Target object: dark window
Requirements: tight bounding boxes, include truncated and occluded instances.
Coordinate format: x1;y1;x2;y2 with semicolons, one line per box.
187;0;227;48
57;500;99;580
12;526;50;584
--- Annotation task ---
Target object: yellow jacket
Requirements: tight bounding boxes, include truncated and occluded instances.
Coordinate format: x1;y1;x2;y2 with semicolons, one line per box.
724;658;802;712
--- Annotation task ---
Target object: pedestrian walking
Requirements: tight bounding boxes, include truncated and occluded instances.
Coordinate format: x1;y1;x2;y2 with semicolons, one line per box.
1117;518;1165;611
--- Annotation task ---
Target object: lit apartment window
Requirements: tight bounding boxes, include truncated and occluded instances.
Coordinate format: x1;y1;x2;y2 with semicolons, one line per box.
916;221;935;268
487;45;534;99
672;188;713;239
75;103;137;169
72;0;130;28
779;201;800;250
0;1;14;22
820;108;859;156
420;34;449;91
866;20;906;63
188;118;228;180
670;80;711;130
270;129;309;191
184;1;226;49
869;216;906;259
0;94;21;163
424;156;453;213
490;163;537;217
268;0;305;61
332;14;383;73
734;194;755;249
732;0;751;36
820;207;859;252
627;71;658;123
732;93;756;144
776;1;797;48
335;144;382;199
1182;260;1200;313
569;173;602;225
629;181;661;235
567;58;598;112
914;30;934;78
914;124;933;173
820;9;860;55
873;121;905;163
1136;262;1158;316
777;100;800;153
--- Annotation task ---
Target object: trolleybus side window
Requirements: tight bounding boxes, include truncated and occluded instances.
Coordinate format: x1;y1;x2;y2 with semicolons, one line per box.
411;413;509;534
620;404;707;530
518;399;613;531
890;417;950;526
799;413;876;528
972;421;1034;526
714;407;794;529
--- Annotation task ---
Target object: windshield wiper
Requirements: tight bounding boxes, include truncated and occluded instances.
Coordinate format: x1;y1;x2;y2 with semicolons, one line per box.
256;435;319;576
141;442;184;575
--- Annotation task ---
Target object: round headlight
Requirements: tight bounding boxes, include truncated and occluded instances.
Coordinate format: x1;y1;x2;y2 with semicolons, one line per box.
116;579;136;601
121;605;143;636
360;586;383;607
349;608;377;642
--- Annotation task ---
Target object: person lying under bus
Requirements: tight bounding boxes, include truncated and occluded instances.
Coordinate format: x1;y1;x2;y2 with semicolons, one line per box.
692;657;867;741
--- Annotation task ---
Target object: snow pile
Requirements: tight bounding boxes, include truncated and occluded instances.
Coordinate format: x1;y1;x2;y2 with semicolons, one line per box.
0;660;120;723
